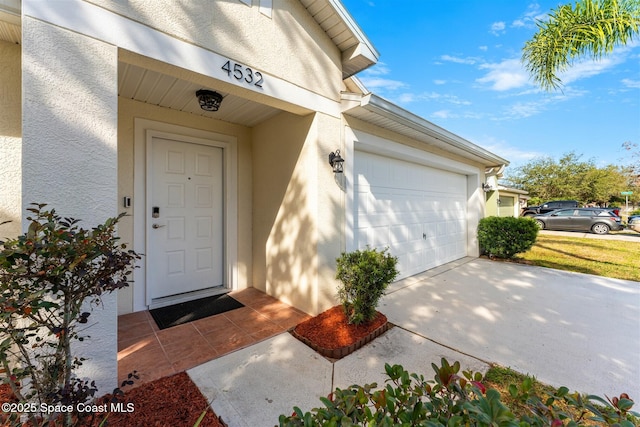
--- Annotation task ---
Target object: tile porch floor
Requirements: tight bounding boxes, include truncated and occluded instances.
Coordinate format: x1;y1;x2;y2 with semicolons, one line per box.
117;288;311;387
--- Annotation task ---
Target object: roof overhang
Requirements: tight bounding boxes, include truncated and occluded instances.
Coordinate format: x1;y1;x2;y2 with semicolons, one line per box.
342;92;510;168
497;185;529;195
1;1;380;80
300;0;379;78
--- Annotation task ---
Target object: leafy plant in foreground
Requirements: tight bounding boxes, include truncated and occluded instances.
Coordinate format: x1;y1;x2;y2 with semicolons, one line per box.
278;359;638;426
0;204;141;426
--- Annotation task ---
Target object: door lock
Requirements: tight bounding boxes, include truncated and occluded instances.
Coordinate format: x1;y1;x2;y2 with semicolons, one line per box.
152;206;160;218
152;224;165;229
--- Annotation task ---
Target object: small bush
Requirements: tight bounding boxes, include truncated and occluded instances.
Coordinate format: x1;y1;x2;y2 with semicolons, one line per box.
0;204;141;426
279;359;639;426
335;247;398;325
478;216;538;259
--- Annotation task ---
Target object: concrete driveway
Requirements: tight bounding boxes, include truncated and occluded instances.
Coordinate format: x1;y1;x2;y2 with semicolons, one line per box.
189;257;639;425
381;257;640;398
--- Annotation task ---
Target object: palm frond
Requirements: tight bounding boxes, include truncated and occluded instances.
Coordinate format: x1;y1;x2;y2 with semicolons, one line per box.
522;0;640;91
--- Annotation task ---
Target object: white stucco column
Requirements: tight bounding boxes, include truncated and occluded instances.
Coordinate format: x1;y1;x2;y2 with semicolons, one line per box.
22;14;119;394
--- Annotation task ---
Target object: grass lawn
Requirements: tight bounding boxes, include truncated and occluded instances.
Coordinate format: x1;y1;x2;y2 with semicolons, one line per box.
483;366;639;425
516;234;640;282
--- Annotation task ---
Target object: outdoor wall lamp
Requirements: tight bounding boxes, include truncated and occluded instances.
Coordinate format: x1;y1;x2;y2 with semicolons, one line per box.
196;89;223;111
482;183;493;192
328;149;344;174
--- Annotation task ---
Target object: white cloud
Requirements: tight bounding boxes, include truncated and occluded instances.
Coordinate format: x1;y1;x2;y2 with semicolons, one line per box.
433;79;447;85
622;78;640;88
358;63;408;92
479;46;488;51
476;59;530;91
510;3;546;29
359;77;407;91
490;21;506;35
361;62;391;76
431;110;454;119
398;91;472;106
474;136;543;164
559;54;628;85
440;54;478;65
397;93;416;103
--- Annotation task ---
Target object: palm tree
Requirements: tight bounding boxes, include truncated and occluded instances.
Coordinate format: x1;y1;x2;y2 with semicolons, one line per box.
522;0;640;91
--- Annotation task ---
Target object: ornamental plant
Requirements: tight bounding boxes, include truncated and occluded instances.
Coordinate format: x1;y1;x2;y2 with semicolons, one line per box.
477;216;539;259
279;358;639;426
335;247;398;325
0;204;140;426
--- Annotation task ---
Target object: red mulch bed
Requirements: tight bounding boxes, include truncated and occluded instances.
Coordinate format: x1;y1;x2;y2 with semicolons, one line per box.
1;306;386;426
1;373;225;427
292;305;389;358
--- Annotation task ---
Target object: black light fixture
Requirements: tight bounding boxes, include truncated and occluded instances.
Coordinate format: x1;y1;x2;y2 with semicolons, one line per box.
328;149;344;174
196;89;223;111
482;183;492;192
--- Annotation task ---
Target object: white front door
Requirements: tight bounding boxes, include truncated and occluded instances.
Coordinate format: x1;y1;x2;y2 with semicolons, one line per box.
147;136;224;301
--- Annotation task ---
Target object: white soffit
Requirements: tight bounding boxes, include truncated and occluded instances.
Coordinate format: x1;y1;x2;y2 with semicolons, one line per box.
300;0;379;78
0;0;20;44
343;93;510;167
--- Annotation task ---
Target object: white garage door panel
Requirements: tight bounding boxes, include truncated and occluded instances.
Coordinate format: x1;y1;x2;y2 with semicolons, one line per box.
354;151;467;280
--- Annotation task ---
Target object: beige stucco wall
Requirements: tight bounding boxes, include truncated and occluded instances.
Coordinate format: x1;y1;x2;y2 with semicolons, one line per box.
22;14;119;394
0;40;21;238
252;111;343;315
90;0;342;100
117;97;253;314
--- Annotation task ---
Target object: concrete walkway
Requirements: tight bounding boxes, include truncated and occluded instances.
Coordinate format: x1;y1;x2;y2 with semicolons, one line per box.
188;257;640;426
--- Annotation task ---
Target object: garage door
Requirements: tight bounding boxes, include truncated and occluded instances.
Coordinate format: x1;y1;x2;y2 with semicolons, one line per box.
354;150;468;280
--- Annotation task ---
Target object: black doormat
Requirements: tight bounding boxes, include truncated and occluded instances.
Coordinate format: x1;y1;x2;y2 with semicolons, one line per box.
150;294;244;330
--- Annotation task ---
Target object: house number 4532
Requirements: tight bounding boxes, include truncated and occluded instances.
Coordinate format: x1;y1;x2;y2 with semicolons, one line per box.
221;60;264;88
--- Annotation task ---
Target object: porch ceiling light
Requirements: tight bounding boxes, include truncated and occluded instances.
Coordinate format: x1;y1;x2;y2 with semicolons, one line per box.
196;89;223;112
482;183;493;192
328;149;344;174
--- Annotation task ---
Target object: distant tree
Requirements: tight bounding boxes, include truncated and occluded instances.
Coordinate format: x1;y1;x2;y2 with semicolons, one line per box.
621;141;640;207
622;141;640;177
504;151;627;205
523;0;640;91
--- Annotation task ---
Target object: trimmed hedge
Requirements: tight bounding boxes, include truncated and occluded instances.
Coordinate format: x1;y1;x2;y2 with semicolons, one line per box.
478;216;538;259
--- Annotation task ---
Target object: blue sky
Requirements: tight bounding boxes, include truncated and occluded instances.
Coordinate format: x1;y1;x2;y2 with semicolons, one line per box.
341;0;640;170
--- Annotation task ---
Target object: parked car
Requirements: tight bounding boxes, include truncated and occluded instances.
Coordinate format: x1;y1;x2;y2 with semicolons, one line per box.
629;215;640;233
533;208;623;234
521;200;580;217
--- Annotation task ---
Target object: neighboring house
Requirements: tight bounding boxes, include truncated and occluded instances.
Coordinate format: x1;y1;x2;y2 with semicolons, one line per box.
0;0;508;393
483;172;529;217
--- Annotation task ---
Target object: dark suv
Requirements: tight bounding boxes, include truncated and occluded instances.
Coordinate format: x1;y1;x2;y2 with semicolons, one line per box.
521;200;580;217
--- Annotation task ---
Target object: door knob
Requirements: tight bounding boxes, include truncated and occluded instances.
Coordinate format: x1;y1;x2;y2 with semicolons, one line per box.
152;224;165;229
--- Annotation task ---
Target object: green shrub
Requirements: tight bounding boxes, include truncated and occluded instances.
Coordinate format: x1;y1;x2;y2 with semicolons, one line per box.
335;247;398;325
0;204;140;426
630;209;640;216
478;216;539;259
279;359;639;426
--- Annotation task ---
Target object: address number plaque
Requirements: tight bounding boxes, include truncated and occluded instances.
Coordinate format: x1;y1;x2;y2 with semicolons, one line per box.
221;60;264;88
